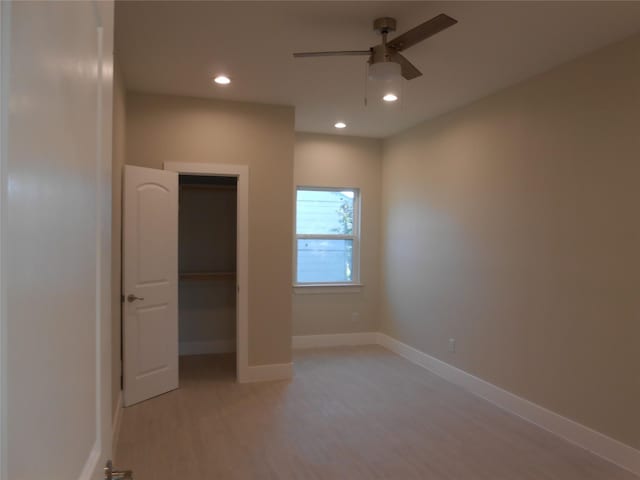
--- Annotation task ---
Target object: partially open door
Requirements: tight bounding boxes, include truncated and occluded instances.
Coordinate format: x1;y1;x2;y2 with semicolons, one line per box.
123;165;179;406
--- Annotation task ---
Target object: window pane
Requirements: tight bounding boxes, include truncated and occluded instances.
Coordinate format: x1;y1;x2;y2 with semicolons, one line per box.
297;239;353;283
296;189;355;235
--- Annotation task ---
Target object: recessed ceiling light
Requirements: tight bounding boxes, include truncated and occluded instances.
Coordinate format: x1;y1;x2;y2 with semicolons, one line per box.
214;75;231;85
383;93;398;102
334;122;347;129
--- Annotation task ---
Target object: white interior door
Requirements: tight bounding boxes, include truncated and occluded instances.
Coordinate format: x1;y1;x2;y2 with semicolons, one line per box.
2;1;114;479
123;165;179;406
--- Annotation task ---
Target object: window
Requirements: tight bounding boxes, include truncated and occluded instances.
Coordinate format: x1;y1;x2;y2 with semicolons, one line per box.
295;187;360;285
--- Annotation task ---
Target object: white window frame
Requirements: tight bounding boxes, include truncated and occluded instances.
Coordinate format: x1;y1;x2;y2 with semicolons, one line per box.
294;186;361;287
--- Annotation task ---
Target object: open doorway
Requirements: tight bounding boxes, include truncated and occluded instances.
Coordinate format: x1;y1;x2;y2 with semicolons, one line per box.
178;174;237;383
164;162;250;384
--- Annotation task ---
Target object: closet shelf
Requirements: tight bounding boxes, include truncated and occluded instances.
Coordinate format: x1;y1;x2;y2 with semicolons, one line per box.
179;272;236;281
180;184;237;191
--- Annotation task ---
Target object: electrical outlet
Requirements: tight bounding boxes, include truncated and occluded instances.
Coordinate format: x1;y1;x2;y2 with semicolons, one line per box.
351;312;360;324
448;338;456;353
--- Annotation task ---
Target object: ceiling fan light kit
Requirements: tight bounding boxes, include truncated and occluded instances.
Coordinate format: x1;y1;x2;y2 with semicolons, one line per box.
293;13;458;106
367;61;402;106
368;61;402;101
368;61;401;82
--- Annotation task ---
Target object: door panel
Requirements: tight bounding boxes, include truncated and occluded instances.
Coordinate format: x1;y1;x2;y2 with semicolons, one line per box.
123;165;178;406
137;183;173;283
137;304;171;375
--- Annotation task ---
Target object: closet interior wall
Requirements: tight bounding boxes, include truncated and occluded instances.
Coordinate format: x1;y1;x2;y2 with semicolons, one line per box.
178;175;237;356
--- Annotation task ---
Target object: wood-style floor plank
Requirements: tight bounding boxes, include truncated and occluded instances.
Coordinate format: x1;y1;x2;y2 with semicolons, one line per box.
116;346;638;480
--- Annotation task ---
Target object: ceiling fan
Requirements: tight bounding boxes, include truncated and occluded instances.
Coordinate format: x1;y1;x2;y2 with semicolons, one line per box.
293;14;458;81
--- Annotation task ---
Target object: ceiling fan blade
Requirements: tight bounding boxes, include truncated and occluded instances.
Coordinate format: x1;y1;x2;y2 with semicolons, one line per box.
388;14;457;52
390;52;422;80
293;50;371;58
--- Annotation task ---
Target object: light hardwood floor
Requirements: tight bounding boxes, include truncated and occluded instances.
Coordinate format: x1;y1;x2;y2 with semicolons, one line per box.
116;346;637;479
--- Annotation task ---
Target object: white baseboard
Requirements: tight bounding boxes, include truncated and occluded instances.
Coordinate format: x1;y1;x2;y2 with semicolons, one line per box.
241;362;293;383
293;332;378;349
376;333;640;476
179;339;235;356
111;391;123;461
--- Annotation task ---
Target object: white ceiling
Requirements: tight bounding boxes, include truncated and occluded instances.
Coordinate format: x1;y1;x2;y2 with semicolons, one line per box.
115;1;640;138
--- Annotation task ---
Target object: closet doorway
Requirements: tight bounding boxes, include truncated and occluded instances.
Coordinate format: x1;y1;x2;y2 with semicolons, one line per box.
167;162;249;386
178;174;237;375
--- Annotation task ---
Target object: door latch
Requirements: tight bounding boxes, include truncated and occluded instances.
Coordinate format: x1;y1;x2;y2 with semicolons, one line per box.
105;460;133;480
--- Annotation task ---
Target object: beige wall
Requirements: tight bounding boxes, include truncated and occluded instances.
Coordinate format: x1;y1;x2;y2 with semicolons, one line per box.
381;34;640;449
111;63;126;416
126;93;294;366
293;133;383;335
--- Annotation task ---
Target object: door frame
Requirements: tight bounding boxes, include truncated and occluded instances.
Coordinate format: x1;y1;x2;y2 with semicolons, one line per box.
0;2;7;478
164;162;249;383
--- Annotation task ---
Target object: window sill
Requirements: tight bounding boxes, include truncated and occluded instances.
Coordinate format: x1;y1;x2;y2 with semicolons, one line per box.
293;283;364;295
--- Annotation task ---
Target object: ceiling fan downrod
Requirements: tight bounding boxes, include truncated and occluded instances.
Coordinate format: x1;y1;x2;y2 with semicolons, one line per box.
372;17;396;64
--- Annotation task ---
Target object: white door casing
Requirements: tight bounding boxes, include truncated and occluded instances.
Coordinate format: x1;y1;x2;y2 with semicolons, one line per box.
123;165;179;406
1;1;114;479
163;162;249;383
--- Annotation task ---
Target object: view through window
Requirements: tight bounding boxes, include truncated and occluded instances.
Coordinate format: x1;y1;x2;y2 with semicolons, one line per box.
295;188;360;284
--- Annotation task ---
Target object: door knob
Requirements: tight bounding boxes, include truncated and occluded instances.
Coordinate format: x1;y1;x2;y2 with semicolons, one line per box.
105;460;133;480
127;294;144;303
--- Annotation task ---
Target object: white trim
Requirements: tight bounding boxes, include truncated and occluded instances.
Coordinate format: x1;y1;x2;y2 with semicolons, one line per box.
92;21;106;479
242;363;292;383
165;162;247;178
179;340;235;356
293;283;363;294
376;333;640;476
293;332;377;349
163;162;249;384
77;442;100;480
111;393;123;463
0;2;8;478
297;234;354;240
